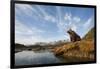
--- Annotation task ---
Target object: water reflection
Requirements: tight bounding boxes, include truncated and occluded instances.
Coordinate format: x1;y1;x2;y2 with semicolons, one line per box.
15;51;61;66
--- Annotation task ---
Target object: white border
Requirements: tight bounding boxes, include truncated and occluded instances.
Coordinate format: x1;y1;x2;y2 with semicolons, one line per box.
0;0;99;69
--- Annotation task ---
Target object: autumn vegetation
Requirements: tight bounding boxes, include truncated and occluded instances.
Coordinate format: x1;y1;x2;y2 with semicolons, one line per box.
52;28;95;61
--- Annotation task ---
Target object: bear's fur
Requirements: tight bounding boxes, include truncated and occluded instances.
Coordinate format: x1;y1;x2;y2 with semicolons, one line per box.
67;29;81;42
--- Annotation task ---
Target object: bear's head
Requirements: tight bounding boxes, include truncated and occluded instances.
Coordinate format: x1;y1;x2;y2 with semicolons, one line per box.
67;29;74;35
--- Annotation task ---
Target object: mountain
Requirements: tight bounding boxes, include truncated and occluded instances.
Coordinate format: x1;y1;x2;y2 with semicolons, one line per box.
15;43;27;49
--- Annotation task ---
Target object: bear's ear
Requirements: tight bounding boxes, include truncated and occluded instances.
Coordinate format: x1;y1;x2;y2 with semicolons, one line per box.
67;28;72;33
69;28;72;31
67;29;70;33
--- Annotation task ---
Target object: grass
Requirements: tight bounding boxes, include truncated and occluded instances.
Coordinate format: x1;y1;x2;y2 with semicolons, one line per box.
52;27;95;61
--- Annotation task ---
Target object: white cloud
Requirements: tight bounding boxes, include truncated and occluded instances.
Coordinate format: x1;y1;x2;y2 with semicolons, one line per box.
15;4;42;18
15;20;33;35
15;19;45;35
71;24;77;32
84;17;93;28
56;6;68;33
36;5;48;17
56;11;80;33
15;19;46;45
44;15;56;23
82;16;94;35
64;13;71;21
73;16;80;23
16;4;57;23
15;33;63;45
15;4;33;16
64;12;81;23
78;16;94;38
16;35;44;45
56;6;62;23
15;5;94;45
35;5;56;23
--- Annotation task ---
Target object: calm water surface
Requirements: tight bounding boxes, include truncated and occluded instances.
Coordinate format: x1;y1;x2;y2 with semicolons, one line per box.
15;50;63;66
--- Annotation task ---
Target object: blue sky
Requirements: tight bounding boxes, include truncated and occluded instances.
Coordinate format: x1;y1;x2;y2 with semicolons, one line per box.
15;4;94;45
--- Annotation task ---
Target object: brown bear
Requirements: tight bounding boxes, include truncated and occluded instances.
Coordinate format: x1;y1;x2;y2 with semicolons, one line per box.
67;29;81;42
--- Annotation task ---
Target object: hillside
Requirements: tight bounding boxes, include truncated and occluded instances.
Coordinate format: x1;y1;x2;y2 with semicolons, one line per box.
52;28;95;62
83;28;94;40
15;43;27;49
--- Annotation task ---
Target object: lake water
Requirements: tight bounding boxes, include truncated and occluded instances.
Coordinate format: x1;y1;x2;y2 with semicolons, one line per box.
15;50;64;66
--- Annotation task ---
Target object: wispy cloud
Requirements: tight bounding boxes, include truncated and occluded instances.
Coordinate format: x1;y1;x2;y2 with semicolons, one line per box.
15;19;44;35
71;24;77;31
15;4;42;19
35;5;56;23
15;4;94;45
56;6;66;33
15;19;31;35
82;16;94;36
15;19;46;45
36;5;48;17
44;15;56;23
64;13;81;31
73;16;81;23
56;10;80;33
84;16;94;29
64;12;71;21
